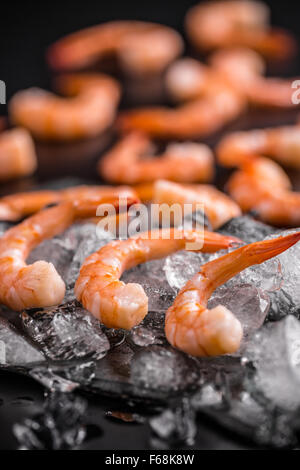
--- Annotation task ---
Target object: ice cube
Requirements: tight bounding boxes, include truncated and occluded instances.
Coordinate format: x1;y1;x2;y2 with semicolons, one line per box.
22;301;110;362
130;345;199;394
0;317;44;365
129;311;166;347
244;316;300;410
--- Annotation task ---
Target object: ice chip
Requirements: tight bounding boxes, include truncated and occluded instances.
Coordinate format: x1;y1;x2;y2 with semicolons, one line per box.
244;316;300;410
0;317;44;365
22;301;110;361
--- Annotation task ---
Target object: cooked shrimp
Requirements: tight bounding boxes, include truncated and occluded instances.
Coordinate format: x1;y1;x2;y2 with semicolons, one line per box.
48;21;183;76
98;132;214;184
227;156;300;226
210;48;299;108
0;128;37;181
75;229;241;330
0;193;135;311
166;231;300;357
118;86;245;139
185;1;296;60
9;73;120;141
217;124;300;168
153;180;241;230
0;185;138;222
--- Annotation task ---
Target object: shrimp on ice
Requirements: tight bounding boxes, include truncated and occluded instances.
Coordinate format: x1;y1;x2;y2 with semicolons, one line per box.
118;81;245;139
185;1;296;60
98;132;214;184
166;231;300;357
9;73;121;141
210;48;300;109
153;180;242;230
0;185;138;222
47;21;183;76
217;124;300;168
0;194;136;311
0;128;37;181
227;156;300;226
75;229;241;330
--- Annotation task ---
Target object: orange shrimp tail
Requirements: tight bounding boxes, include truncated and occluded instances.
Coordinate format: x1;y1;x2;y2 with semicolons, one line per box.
201;232;242;253
202;231;300;291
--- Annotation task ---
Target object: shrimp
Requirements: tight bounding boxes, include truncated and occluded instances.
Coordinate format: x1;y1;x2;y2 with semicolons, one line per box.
227;156;300;226
98;132;214;184
47;21;183;76
153;180;242;230
0;128;37;181
185;1;296;60
217;124;300;168
166;231;300;357
75;229;241;330
0;194;135;311
118;86;245;139
210;48;300;108
0;185;138;222
9;73;121;141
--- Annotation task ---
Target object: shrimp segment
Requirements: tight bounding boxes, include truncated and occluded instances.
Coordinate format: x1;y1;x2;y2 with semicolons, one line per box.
9;73;120;140
0;185;138;222
0;128;37;180
118;89;245;139
217;125;300;169
153;180;241;230
0;194;135;311
48;21;183;75
210;48;299;109
227;157;300;226
185;1;296;60
75;229;241;330
166;232;300;357
98;132;214;184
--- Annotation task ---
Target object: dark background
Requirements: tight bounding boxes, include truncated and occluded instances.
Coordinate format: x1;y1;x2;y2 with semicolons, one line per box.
0;0;300;450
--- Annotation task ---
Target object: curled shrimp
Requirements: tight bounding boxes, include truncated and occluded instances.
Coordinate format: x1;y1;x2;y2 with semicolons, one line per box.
166;231;300;357
0;185;138;222
185;1;296;60
0;128;37;181
98;132;214;184
75;229;240;330
0;194;135;311
227;156;300;226
118;82;245;139
210;48;300;108
48;21;183;76
153;180;242;230
217;124;300;169
9;73;121;141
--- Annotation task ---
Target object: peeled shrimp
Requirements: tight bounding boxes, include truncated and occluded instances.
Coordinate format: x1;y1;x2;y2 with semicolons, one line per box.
98;132;214;184
217;124;300;168
118;84;245;139
0;193;135;311
0;128;37;180
153;180;241;230
75;229;240;330
185;1;296;60
9;73;120;140
48;21;183;76
166;231;300;357
0;185;138;222
227;156;300;226
210;48;299;108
